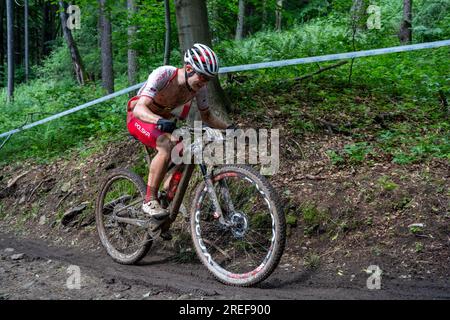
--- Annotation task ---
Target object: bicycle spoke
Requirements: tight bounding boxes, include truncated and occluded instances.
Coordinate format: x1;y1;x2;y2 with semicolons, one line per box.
191;165;285;286
99;174;151;257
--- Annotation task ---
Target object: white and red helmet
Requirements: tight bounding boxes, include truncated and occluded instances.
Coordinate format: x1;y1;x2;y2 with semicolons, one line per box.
184;43;219;77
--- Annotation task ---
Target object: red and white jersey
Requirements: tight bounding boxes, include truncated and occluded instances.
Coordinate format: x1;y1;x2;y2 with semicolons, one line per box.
137;66;209;119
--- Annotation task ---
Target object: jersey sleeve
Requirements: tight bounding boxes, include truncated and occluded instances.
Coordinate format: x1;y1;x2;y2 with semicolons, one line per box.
137;66;177;98
196;86;209;111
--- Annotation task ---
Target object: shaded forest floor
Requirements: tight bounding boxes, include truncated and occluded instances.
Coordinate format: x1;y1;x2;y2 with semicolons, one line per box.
0;77;449;294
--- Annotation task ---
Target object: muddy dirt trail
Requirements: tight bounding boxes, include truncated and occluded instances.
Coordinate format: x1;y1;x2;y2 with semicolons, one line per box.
0;232;448;300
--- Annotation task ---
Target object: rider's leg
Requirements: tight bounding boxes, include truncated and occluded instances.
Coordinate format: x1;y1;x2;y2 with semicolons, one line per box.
143;134;179;219
127;112;175;222
146;134;172;201
160;142;185;192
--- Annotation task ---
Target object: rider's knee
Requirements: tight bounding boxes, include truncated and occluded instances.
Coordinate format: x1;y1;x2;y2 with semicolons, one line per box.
156;135;176;156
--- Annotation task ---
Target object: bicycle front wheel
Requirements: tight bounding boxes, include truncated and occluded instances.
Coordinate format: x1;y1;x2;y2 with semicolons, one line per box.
190;165;286;287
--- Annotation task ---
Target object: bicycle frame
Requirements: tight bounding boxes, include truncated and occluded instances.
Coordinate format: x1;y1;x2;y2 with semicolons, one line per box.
143;144;230;235
142;145;197;234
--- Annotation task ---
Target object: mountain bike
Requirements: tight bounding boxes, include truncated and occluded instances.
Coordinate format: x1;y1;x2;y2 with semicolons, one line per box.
95;126;286;287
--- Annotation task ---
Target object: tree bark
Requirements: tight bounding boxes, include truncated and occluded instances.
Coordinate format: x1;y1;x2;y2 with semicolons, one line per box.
6;0;14;102
163;0;171;65
24;0;29;82
59;1;88;85
127;0;137;95
275;0;283;31
0;0;5;86
14;0;22;70
174;0;230;120
235;0;245;41
350;0;369;31
49;4;57;43
42;1;49;56
99;0;114;93
399;0;412;44
262;0;267;29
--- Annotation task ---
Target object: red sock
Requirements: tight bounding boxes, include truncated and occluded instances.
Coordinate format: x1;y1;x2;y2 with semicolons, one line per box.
145;185;153;202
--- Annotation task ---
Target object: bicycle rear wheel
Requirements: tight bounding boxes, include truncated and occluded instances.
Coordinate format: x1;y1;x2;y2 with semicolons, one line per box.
190;165;286;287
95;169;152;264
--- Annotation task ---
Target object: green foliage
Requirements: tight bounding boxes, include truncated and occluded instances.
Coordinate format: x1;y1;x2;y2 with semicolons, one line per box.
220;0;449;166
251;213;271;229
0;76;128;165
414;241;424;253
297;0;333;23
377;176;399;192
413;0;450;42
327;143;373;166
303;252;321;270
170;231;197;263
327;150;345;166
1;0;449;169
409;224;424;235
344;142;373;164
286;214;298;227
301;202;330;236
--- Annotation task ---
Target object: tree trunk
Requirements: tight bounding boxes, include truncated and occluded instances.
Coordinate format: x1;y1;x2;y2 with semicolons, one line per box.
6;0;14;102
99;0;114;93
34;10;41;64
49;4;57;43
14;0;22;71
24;0;29;82
235;0;245;41
127;0;137;96
262;0;267;29
163;0;171;65
174;0;230;120
350;0;369;31
42;1;49;56
275;0;283;31
399;0;412;44
59;1;88;85
0;0;5;86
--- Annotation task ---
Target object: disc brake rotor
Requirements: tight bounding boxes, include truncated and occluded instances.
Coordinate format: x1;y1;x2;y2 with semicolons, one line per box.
229;212;249;238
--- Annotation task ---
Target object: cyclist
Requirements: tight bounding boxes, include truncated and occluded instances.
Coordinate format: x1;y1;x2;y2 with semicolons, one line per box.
127;43;232;221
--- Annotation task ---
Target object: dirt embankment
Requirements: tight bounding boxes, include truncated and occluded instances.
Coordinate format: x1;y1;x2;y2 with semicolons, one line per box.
1;232;449;300
0;128;449;299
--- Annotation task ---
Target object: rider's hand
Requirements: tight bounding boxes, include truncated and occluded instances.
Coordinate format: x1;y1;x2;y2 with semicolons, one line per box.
156;119;176;134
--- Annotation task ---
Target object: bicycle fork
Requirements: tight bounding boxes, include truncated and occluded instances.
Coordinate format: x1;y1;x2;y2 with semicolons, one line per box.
200;165;234;227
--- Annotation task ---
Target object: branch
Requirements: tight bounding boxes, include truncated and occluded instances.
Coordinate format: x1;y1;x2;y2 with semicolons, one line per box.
28;179;45;202
290;61;348;82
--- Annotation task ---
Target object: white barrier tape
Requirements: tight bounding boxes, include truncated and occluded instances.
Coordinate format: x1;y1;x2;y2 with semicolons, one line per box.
0;83;144;139
1;40;449;140
219;40;450;73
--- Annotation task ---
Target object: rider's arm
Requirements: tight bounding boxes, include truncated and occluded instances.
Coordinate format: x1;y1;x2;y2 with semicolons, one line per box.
199;108;228;130
196;86;229;129
133;96;163;124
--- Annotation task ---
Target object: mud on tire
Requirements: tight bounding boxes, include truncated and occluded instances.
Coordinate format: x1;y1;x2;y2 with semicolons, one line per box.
95;168;152;265
190;165;286;287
